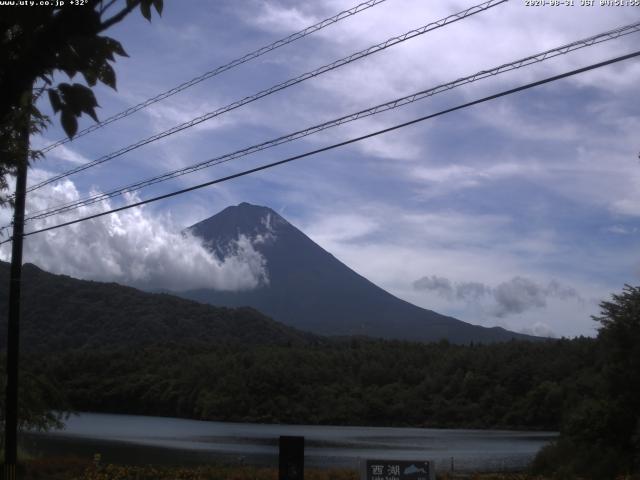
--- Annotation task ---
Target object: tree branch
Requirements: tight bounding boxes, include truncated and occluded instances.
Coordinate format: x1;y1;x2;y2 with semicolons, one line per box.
32;84;48;102
99;0;119;15
98;1;139;33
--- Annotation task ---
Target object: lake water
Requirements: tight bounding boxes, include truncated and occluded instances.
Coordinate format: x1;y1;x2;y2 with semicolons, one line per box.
22;412;557;472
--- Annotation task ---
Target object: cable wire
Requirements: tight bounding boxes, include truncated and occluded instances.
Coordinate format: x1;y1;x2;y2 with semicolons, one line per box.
25;0;508;194
3;49;636;244
39;0;391;154
22;20;640;223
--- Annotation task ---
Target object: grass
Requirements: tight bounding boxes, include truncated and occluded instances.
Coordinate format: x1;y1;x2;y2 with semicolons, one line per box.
16;456;640;480
20;457;359;480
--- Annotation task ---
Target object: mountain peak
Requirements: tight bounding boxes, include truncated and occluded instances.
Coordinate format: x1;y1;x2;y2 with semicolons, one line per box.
187;203;290;251
237;201;261;209
219;202;280;220
235;201;269;211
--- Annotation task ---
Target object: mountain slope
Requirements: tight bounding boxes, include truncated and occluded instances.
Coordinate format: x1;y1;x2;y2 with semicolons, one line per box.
0;261;315;352
183;202;537;343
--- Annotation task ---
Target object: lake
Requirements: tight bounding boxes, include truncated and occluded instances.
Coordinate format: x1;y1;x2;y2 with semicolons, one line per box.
22;412;557;472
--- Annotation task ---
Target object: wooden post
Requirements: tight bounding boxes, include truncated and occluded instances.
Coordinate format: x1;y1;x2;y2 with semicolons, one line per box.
279;435;304;480
3;99;29;480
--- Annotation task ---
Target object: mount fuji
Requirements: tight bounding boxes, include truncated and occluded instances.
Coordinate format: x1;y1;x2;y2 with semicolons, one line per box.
180;202;537;343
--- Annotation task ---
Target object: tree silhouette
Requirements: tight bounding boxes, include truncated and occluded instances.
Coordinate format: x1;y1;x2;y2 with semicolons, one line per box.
594;284;640;472
0;0;163;204
533;284;640;478
0;0;163;471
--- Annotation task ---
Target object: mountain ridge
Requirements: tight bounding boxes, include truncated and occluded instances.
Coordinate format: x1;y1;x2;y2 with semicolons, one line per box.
183;202;538;344
0;261;316;352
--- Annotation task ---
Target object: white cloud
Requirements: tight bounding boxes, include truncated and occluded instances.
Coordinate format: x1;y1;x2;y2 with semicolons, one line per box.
0;171;268;292
409;161;547;198
413;275;454;300
412;274;585;319
492;276;554;317
142;96;247;134
521;321;556;338
471;101;581;143
243;0;639;162
304;213;379;243
605;224;637;235
31;136;90;166
248;1;317;33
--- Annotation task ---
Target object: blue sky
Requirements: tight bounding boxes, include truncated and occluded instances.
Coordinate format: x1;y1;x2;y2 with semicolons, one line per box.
1;0;639;337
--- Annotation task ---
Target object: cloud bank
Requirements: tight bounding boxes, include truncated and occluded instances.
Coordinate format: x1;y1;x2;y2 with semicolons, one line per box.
0;173;268;292
413;274;584;318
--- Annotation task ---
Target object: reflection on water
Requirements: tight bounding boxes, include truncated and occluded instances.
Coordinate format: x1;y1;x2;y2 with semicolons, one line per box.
22;412;557;472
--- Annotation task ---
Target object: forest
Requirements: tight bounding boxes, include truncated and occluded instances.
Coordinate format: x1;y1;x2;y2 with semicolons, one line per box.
23;337;596;430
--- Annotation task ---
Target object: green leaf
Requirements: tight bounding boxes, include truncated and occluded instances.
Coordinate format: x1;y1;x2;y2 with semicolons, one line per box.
48;89;62;113
71;83;98;107
140;1;151;21
126;0;137;8
56;46;82;78
60;109;78;139
57;83;72;96
104;37;129;58
59;83;100;121
85;107;99;123
152;0;163;15
82;67;98;87
98;63;116;90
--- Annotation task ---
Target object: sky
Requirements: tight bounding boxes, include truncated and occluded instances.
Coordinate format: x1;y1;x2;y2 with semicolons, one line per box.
1;0;639;338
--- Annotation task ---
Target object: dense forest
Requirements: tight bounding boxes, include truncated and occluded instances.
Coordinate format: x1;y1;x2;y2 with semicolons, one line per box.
0;262;315;351
22;338;596;430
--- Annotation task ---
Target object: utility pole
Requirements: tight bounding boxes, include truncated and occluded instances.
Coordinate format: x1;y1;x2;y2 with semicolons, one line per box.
3;98;30;480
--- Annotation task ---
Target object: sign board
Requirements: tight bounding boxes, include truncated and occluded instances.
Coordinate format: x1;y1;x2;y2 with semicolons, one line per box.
362;459;436;480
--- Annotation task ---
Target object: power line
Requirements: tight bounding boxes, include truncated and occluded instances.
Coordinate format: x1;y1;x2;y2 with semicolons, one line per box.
39;0;391;154
21;20;640;224
3;49;636;245
25;0;508;194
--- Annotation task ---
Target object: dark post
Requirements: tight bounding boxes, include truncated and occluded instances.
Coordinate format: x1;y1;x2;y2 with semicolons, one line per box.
279;435;304;480
3;101;30;480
